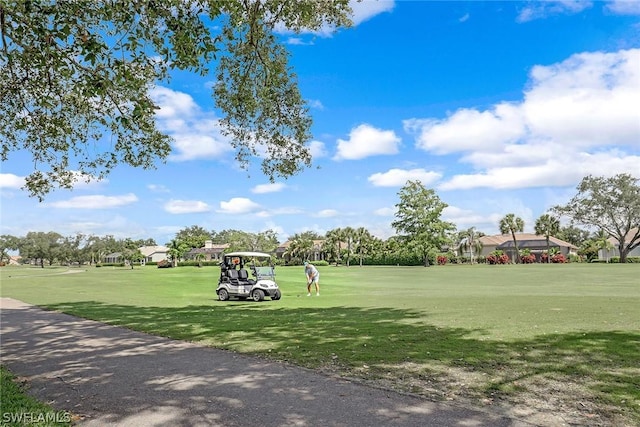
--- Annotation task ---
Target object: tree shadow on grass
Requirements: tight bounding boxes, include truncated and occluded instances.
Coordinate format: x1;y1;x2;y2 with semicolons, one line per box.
35;301;640;426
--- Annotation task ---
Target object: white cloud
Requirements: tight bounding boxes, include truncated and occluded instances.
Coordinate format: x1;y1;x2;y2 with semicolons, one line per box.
374;207;396;217
276;0;395;38
150;86;198;118
334;124;401;160
0;173;24;189
407;48;640;190
252;183;286;194
368;168;442;187
309;140;328;158
405;103;525;154
150;86;232;161
350;0;395;26
459;13;470;23
218;197;261;214
164;200;210;214
316;209;339;218
605;0;640;15
308;99;324;110
517;1;593;22
47;193;138;209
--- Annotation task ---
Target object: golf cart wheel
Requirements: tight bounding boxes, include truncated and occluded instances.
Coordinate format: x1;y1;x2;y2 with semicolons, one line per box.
251;289;265;302
218;289;229;301
272;290;282;300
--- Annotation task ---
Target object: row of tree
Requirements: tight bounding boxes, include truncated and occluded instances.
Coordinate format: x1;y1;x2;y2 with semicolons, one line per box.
2;174;638;267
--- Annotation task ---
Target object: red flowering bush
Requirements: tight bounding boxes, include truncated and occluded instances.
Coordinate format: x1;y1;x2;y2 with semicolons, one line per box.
487;251;510;265
551;254;567;263
437;255;448;265
521;254;536;264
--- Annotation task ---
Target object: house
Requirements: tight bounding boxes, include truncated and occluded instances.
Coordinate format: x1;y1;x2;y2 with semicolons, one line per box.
478;233;578;261
103;252;122;263
598;228;640;261
139;245;170;264
185;241;229;262
275;240;326;262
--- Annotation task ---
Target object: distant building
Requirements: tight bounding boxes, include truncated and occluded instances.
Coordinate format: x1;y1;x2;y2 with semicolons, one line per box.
185;241;229;261
597;228;640;261
139;245;170;264
478;233;578;262
275;240;326;262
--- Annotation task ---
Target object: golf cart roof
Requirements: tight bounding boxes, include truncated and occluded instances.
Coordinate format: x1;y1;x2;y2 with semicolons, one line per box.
224;251;272;258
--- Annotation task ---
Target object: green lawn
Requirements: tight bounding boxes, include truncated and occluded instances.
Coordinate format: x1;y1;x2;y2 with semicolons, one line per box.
1;263;639;425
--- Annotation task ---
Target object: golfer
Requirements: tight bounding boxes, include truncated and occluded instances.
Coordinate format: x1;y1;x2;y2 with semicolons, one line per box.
304;261;320;296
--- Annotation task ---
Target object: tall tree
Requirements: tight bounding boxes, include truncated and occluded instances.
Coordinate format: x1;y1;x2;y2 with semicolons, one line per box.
1;1;352;199
342;226;356;267
285;233;313;263
354;227;373;267
167;238;190;268
175;225;213;249
391;181;455;267
553;174;640;263
327;228;344;267
534;214;560;263
499;213;525;264
19;231;63;267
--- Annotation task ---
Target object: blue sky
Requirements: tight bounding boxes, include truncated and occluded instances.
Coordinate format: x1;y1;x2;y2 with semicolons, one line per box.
1;0;639;246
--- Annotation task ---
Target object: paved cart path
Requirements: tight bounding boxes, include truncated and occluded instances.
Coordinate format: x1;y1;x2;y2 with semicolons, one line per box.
0;298;534;426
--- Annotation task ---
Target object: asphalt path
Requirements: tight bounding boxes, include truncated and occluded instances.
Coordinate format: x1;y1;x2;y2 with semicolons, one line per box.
1;298;534;426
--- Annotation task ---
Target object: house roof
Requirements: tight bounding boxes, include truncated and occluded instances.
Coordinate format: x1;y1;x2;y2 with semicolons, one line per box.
187;245;229;254
606;228;639;244
138;246;169;257
187;244;229;255
276;239;326;252
480;233;577;249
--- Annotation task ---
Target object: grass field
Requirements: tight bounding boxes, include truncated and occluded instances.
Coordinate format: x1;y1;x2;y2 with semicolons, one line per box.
1;263;639;425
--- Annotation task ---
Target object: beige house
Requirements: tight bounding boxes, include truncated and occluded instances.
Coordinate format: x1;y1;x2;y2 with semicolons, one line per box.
478;233;578;261
598;228;640;261
186;241;229;261
139;245;170;264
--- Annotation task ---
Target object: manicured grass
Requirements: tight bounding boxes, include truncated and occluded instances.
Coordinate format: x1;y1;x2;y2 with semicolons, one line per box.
0;366;72;426
1;264;639;425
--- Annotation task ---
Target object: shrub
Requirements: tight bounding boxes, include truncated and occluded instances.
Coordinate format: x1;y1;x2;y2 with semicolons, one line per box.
521;254;536;264
551;254;567;263
487;250;510;265
157;260;172;268
437;255;448;266
568;254;583;263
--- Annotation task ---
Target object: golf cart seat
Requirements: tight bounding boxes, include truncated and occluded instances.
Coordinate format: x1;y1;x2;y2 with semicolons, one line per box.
227;268;240;284
238;268;255;285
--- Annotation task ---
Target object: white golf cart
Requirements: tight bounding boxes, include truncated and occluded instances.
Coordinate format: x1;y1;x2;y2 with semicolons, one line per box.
216;251;282;302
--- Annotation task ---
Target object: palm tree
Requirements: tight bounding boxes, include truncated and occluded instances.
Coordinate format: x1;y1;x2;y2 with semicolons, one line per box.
534;214;560;263
286;234;313;263
342;226;356;267
499;213;525;264
195;253;206;267
593;229;614;262
354;227;373;266
459;227;484;264
325;228;343;266
167;239;189;267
